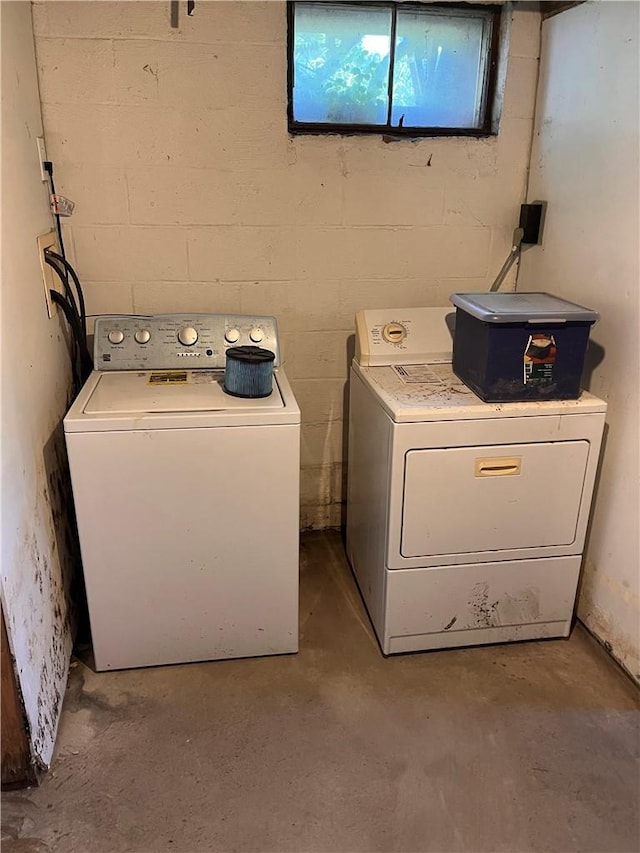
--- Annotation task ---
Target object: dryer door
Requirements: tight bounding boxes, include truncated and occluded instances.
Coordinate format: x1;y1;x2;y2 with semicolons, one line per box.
400;441;589;558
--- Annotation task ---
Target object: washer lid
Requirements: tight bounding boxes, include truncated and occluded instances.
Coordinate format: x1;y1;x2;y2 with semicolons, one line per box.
64;368;300;432
84;370;284;415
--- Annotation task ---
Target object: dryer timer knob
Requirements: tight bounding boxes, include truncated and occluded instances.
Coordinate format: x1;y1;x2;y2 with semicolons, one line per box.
178;326;198;346
382;322;406;344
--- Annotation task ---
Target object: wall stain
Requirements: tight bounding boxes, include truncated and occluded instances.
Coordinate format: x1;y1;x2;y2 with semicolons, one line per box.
579;596;640;684
7;420;84;767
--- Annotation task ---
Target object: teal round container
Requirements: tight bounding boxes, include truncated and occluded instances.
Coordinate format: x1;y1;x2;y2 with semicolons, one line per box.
224;346;275;398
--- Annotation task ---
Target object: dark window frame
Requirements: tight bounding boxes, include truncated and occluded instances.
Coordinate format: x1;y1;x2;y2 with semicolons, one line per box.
287;0;502;138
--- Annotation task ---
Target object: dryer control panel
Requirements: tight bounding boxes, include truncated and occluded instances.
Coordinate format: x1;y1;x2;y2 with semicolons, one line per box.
94;313;280;370
354;307;455;366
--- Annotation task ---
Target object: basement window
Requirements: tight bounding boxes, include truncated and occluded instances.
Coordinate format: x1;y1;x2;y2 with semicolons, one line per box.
287;1;501;137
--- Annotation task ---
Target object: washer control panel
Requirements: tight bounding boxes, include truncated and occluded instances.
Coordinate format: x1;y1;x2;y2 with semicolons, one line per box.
93;314;280;371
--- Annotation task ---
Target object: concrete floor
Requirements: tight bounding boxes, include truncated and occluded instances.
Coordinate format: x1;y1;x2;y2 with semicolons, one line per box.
3;530;639;853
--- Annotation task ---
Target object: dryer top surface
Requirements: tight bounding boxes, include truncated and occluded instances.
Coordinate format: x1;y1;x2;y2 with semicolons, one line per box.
353;361;607;423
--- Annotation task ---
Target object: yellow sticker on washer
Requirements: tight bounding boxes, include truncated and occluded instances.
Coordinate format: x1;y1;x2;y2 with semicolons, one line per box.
148;372;188;385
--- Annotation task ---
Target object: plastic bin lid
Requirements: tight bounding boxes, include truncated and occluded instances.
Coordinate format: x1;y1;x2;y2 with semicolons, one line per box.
449;292;599;324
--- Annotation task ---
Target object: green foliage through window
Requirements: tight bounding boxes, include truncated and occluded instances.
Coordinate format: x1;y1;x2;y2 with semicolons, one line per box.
288;2;500;136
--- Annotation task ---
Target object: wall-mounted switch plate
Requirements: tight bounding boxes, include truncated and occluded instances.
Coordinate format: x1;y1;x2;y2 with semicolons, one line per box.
38;231;62;318
36;137;48;182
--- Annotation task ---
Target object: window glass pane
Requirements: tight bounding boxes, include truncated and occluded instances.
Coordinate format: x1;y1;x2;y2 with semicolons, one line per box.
293;3;392;125
391;10;490;128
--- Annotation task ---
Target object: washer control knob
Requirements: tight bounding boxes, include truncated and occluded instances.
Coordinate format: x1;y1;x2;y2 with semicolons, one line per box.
382;322;407;344
225;328;241;344
178;326;198;346
108;330;124;345
135;329;151;344
249;327;264;343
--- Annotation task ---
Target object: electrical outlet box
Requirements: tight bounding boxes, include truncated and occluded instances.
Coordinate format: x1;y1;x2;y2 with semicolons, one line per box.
38;231;62;318
519;202;546;245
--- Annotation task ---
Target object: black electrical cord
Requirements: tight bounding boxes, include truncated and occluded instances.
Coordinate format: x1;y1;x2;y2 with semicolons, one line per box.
53;293;81;386
42;160;93;388
45;249;87;337
44;254;80;320
50;291;92;389
42;160;87;334
45;258;92;380
42;160;93;393
43;161;67;265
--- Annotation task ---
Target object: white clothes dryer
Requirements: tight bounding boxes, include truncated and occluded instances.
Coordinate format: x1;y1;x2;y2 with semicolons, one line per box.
64;314;300;671
346;308;606;655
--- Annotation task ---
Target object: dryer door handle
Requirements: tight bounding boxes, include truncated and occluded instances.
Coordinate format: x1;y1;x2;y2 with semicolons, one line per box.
474;457;522;477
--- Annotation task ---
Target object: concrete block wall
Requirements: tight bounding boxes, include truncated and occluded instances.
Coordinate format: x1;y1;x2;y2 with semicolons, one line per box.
33;0;541;529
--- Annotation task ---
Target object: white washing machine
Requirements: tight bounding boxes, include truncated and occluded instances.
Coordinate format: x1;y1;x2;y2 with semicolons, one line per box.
64;313;300;671
346;307;606;655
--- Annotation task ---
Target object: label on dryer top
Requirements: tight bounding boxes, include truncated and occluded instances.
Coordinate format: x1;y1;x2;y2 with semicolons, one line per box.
392;365;445;385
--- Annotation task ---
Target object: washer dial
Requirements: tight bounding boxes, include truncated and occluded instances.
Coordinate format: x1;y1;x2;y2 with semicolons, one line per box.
135;329;151;344
225;328;241;344
178;326;198;346
249;327;264;343
382;322;407;344
108;330;124;345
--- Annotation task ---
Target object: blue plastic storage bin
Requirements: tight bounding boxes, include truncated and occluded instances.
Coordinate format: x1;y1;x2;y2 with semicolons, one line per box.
449;292;599;402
